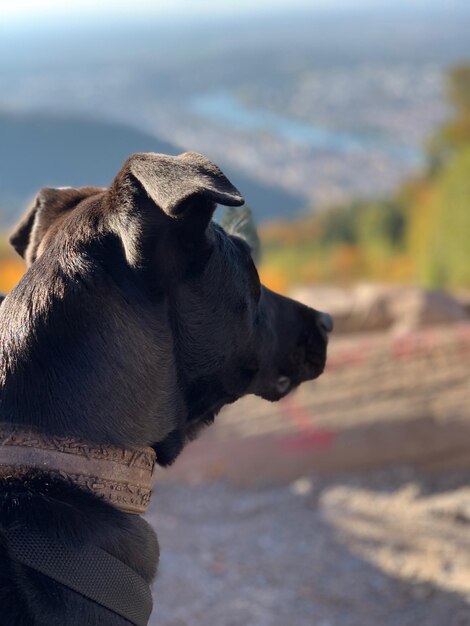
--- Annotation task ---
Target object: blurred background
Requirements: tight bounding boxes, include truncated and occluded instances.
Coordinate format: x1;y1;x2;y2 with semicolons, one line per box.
1;1;470;625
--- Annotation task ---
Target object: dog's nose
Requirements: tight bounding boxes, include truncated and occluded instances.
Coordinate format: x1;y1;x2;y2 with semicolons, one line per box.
317;311;333;334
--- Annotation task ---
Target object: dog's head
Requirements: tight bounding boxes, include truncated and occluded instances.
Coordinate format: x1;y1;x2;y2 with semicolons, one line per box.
8;152;331;464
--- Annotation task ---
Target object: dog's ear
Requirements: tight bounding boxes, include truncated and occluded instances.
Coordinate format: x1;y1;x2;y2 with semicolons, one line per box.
118;151;244;229
10;187;104;265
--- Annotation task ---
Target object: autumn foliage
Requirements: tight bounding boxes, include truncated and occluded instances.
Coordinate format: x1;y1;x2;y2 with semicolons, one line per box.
0;238;24;294
260;64;470;294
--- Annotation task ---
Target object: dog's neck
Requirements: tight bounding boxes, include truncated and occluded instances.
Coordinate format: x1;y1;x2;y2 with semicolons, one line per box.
0;423;156;514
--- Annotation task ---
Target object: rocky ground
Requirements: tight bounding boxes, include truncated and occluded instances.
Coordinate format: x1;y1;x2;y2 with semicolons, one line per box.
163;323;470;484
146;323;470;625
147;467;469;626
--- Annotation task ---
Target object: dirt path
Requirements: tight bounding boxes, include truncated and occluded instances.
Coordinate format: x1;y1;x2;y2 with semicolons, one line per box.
146;467;470;626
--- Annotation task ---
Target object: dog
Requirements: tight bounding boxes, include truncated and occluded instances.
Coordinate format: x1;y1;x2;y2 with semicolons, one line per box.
0;152;332;625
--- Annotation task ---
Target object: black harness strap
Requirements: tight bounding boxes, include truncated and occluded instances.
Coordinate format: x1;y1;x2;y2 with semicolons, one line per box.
5;526;153;626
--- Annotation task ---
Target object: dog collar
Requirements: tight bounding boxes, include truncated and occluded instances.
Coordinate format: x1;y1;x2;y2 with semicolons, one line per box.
0;423;156;514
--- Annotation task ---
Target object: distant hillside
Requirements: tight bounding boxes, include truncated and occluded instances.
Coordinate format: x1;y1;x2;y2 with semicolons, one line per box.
259;64;470;292
0;112;304;227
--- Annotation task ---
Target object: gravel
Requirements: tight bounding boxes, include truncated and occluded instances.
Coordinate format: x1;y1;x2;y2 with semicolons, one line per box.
146;466;470;626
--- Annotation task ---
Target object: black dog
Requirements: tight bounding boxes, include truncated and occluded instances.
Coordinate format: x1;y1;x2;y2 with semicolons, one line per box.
0;152;331;625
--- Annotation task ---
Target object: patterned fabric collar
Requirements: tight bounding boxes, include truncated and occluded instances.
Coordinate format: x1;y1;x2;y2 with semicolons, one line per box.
0;423;156;514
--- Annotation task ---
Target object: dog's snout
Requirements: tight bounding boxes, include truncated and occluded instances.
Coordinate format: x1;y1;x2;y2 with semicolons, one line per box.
317;311;333;334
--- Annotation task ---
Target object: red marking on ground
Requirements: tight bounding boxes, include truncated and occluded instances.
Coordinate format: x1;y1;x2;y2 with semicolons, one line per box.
326;345;369;370
392;324;470;359
278;429;335;452
457;324;470;348
278;397;335;452
392;334;424;360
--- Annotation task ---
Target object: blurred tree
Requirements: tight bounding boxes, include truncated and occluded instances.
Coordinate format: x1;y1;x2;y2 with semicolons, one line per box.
410;147;470;288
427;64;470;173
408;63;470;288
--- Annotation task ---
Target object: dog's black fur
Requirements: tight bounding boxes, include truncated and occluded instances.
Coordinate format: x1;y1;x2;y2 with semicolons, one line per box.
0;152;330;625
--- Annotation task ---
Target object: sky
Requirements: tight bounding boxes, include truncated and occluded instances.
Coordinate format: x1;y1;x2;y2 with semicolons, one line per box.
1;0;465;22
5;0;317;19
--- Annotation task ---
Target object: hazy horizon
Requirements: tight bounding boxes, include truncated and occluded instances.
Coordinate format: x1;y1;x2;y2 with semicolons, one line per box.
1;0;469;225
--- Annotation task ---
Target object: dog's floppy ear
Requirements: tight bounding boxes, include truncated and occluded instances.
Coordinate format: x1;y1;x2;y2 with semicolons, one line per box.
10;187;103;266
124;151;244;224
